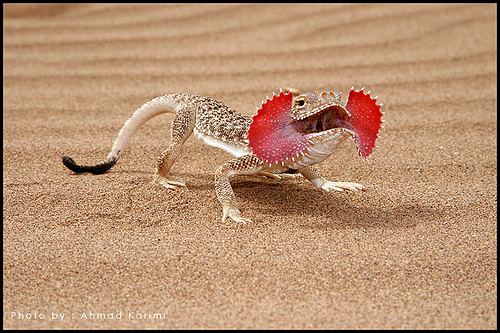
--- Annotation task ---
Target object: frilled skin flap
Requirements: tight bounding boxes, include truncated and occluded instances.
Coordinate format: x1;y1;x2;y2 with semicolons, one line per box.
345;89;383;159
247;91;308;163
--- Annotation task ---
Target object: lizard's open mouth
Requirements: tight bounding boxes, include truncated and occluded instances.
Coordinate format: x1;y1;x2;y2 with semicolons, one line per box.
291;105;352;135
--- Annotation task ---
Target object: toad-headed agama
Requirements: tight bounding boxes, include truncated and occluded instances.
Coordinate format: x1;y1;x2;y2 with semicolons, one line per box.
62;88;384;223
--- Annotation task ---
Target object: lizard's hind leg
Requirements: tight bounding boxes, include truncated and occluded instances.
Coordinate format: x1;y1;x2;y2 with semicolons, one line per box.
154;108;196;189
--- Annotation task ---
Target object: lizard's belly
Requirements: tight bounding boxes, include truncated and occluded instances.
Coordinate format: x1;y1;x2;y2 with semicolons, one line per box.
193;128;252;157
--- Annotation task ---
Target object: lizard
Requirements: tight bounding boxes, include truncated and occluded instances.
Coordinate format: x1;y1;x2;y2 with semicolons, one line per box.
62;88;383;223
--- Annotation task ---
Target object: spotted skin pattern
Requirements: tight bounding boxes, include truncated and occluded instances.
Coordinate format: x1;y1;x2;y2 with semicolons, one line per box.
62;88;383;223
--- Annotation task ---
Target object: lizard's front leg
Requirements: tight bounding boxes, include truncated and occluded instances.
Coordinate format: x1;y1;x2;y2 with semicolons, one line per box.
215;154;264;224
299;166;365;192
154;107;196;189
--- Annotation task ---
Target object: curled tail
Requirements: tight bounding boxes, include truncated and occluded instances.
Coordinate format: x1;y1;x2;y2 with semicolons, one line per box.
62;94;180;174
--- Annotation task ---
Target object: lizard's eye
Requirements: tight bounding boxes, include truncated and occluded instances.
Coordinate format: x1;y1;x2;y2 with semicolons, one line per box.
295;99;306;107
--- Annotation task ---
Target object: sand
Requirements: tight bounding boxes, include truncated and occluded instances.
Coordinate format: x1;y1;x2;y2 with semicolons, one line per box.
3;3;497;329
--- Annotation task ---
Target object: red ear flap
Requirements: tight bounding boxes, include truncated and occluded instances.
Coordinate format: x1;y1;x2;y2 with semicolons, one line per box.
345;89;383;159
248;91;308;163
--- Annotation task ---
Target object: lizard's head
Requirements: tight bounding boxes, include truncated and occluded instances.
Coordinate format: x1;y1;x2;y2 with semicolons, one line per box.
247;88;383;165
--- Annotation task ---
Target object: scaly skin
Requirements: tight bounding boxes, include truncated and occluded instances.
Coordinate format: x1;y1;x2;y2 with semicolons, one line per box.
62;88;383;223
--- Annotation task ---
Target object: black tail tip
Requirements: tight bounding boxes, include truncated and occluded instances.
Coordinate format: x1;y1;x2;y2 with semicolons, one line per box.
62;155;81;172
62;155;116;175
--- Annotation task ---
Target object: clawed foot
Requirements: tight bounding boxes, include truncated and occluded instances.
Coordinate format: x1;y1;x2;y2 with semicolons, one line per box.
256;171;303;181
222;206;253;224
153;174;186;189
256;171;282;180
321;181;365;192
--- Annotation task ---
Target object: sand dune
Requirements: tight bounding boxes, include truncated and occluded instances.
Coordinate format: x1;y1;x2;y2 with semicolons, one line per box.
3;3;496;329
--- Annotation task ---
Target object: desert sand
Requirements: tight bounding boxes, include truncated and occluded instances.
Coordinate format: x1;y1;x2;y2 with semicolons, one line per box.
3;3;497;329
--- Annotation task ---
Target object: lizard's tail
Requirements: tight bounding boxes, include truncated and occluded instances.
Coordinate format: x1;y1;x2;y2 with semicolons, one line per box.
62;95;179;174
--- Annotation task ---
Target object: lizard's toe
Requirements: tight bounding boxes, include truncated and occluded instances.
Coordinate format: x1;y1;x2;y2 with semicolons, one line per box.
222;207;253;224
153;174;186;189
321;181;364;192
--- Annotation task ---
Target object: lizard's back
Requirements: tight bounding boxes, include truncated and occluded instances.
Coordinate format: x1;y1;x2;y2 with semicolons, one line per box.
174;93;252;157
